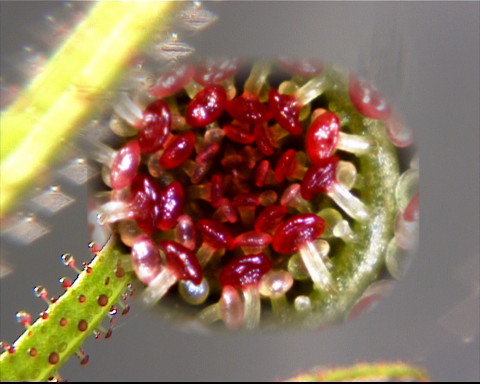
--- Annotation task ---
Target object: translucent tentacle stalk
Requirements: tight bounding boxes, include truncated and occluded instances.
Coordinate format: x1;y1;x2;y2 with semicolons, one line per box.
141;268;178;307
242;286;261;330
295;75;327;106
298;240;334;291
337;132;372;154
327;182;370;222
244;60;272;97
113;92;143;127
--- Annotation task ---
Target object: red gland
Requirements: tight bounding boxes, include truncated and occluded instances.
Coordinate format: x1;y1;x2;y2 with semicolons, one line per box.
158;181;185;231
254;205;287;234
131;173;163;234
348;74;391;120
278;57;324;76
254;124;275;156
403;193;419;222
220;253;272;289
269;89;303;136
159;240;203;285
234;231;272;254
305;110;340;163
149;63;195;99
185;84;227;127
272;213;326;254
196;219;234;250
196;142;220;163
137;100;171;154
255;160;272;188
223;122;255;144
110;140;141;190
274;149;298;183
231;193;259;208
210;174;224;208
159;131;196;169
193;57;241;86
131;235;162;284
217;198;238;223
300;156;339;200
226;94;272;124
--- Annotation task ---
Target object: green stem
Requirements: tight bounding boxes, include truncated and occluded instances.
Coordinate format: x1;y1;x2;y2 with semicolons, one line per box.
293;71;400;328
0;238;133;382
285;361;430;382
0;1;180;217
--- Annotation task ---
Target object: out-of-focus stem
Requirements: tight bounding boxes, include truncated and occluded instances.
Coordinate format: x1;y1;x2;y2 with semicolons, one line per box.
0;1;180;217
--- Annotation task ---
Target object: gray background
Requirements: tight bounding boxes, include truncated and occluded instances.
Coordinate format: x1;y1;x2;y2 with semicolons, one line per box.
1;1;479;381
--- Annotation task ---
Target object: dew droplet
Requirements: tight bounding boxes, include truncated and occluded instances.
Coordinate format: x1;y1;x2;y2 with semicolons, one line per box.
0;341;14;353
78;294;86;303
41;311;49;320
121;305;131;316
88;241;101;255
80;354;89;365
83;262;93;274
287;253;309;280
59;277;73;289
109;306;118;317
294;295;312;312
28;347;38;357
16;311;32;327
33;285;49;300
259;270;294;298
178;278;210;305
125;283;135;297
59;318;68;327
61;253;75;268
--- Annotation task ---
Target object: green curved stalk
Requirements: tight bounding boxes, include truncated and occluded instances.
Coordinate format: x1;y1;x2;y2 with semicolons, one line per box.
285;362;430;382
0;238;133;381
283;71;400;329
0;1;180;217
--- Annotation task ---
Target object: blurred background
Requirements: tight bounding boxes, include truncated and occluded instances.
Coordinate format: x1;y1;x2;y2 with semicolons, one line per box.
1;1;479;381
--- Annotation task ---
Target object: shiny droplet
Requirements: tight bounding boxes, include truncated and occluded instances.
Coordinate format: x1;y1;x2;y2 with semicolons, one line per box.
186;84;227;127
259;270;294;298
33;285;48;300
294;295;311;312
178;278;210;305
16;311;32;327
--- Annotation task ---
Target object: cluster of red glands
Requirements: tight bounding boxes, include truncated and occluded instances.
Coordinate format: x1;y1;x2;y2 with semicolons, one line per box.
97;58;392;330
